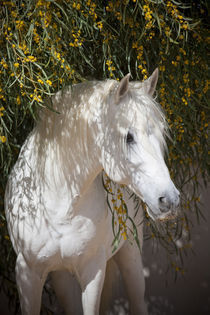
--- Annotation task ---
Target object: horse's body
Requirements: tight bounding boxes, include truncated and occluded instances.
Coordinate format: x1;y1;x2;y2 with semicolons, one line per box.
5;69;179;315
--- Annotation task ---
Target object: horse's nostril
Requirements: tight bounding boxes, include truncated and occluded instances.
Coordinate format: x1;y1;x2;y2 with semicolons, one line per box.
159;196;170;212
159;196;166;204
158;191;180;215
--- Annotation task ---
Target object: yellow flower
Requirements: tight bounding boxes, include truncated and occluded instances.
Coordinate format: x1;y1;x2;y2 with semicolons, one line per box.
172;60;178;67
106;60;112;66
159;65;165;72
0;136;6;143
121;231;127;240
34;95;43;102
97;21;103;30
28;55;37;62
15;20;24;30
182;23;188;30
118;216;123;225
132;41;138;49
38;78;44;85
0;59;8;69
16;95;21;105
46;79;52;86
73;2;81;10
25;55;37;62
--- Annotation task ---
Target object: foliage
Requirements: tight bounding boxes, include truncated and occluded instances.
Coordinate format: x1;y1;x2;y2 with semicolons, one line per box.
0;0;209;312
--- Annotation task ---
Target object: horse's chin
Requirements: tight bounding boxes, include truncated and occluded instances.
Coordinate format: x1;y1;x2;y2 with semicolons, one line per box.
146;206;177;222
157;212;177;222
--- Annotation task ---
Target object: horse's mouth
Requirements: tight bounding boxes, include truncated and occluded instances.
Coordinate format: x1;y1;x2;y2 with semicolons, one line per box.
157;212;177;222
146;205;178;222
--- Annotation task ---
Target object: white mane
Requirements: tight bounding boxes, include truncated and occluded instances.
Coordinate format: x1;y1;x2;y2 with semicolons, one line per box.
33;79;169;185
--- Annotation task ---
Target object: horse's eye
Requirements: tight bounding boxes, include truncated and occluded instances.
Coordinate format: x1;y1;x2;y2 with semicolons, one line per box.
126;132;134;144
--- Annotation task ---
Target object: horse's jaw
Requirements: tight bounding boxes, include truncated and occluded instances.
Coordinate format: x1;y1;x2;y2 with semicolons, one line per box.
145;204;179;222
128;173;180;222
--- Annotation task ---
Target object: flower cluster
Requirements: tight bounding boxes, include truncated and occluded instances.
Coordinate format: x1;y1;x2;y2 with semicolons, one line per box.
103;174;129;243
106;60;116;78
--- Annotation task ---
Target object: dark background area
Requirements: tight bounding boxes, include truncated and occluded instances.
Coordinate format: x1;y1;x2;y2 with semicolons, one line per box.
144;184;210;315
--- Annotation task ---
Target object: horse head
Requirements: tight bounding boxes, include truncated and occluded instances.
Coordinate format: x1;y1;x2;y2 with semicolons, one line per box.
100;69;180;221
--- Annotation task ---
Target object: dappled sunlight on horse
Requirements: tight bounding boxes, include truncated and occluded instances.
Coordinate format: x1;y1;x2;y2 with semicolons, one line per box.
5;69;179;315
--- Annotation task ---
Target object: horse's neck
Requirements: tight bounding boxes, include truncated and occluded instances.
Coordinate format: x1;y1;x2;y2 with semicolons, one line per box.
35;102;102;208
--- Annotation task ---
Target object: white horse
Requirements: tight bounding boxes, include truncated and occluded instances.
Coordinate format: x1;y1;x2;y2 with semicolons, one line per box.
5;69;180;315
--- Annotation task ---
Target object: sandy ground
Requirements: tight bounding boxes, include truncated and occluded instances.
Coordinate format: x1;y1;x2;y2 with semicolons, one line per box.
0;185;209;315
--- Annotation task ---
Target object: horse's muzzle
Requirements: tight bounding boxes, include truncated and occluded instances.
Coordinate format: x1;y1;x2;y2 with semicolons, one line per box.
158;192;180;213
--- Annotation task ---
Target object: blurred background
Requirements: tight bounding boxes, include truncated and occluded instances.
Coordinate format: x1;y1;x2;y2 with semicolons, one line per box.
144;184;210;315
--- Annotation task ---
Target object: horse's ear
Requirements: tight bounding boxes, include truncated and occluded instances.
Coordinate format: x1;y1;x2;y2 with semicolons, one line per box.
116;73;131;103
145;68;159;96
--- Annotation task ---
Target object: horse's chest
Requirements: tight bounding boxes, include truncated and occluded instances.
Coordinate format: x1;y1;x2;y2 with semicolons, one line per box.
58;181;112;260
58;215;106;260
